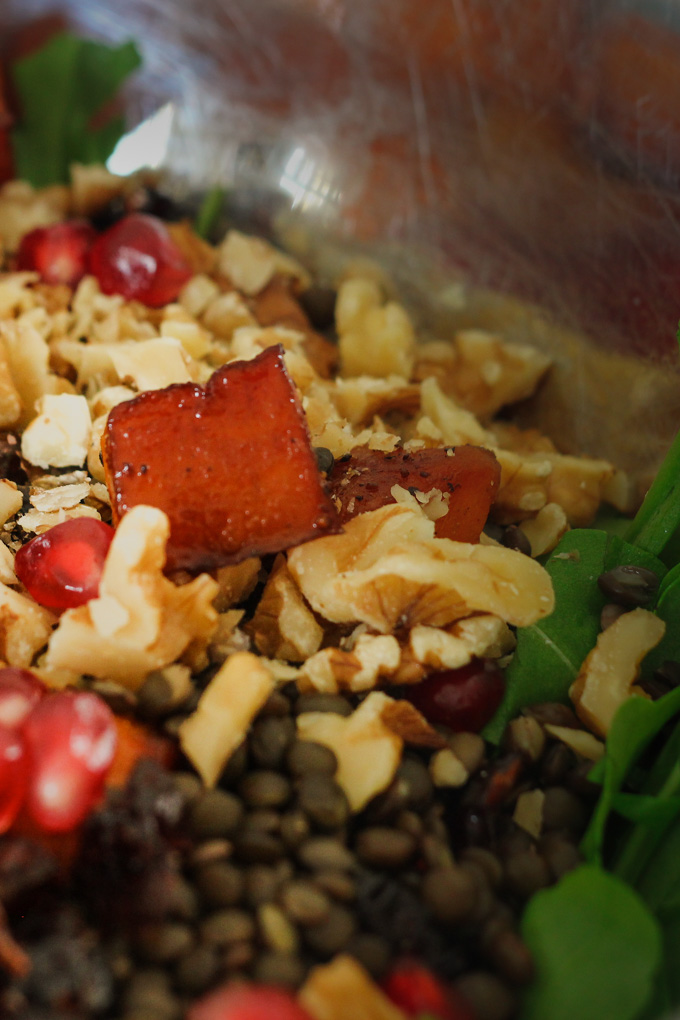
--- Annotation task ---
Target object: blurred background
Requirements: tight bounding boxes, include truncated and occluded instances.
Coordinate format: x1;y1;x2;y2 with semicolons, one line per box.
2;0;680;479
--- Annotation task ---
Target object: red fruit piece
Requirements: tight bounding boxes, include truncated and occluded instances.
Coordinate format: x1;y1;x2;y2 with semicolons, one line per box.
15;220;96;288
22;690;117;832
383;960;476;1020
15;518;115;610
188;984;314;1020
326;445;500;543
88;212;193;306
405;659;505;734
0;724;28;833
103;344;341;573
0;667;45;729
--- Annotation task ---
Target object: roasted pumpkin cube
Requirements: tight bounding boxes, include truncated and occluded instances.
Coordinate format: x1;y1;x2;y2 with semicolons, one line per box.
103;344;340;572
326;444;500;543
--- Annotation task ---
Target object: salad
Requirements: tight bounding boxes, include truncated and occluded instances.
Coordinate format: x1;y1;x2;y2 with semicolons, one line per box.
0;26;678;1020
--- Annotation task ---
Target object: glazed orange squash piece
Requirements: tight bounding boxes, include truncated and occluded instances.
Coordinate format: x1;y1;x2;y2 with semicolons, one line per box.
103;344;341;572
326;444;500;543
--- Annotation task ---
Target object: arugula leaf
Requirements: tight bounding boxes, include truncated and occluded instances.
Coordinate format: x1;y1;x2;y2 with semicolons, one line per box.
520;865;662;1020
625;427;680;562
640;562;680;674
484;531;666;743
581;686;680;866
11;32;141;187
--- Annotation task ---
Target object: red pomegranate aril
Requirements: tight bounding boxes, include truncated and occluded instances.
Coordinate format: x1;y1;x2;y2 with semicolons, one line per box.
88;212;192;307
383;960;476;1020
15;517;114;610
0;668;46;729
15;219;96;288
406;659;505;734
22;690;117;833
187;985;315;1020
0;723;28;833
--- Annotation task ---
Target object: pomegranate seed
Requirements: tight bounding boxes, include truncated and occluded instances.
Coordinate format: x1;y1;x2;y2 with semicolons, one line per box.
383;960;476;1020
0;668;45;729
88;213;192;307
0;724;28;833
405;659;505;733
187;984;315;1020
22;690;117;833
15;517;114;610
15;220;96;288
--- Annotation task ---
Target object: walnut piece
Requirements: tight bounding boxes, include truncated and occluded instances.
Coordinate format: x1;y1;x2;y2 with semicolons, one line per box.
300;955;408;1020
337;278;415;380
297;634;401;694
297;691;403;812
179;651;276;786
569;608;665;737
21;394;92;469
288;504;554;634
0;583;55;667
44;505;218;688
250;556;323;663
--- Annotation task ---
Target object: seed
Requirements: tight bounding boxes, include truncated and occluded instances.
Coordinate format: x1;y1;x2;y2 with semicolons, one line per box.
300;286;337;330
541;786;588;832
123;969;181;1019
314;446;336;475
421;833;455;869
174;944;220;993
455;972;517;1020
245;865;280;906
258;902;300;954
250;716;296;769
189;789;244;839
484;928;534;985
246;809;282;833
196;862;244;908
280;880;331;926
501;525;531;556
233;830;286;864
136;673;177;718
600;603;627;630
303;904;357;957
259;690;293;717
298;837;356;872
313;870;357;902
172;770;203;804
190;838;233;867
240;770;292;809
422;866;478;925
286;740;338;777
526;703;580;729
504;850;551;899
345;933;391;979
224;940;256;971
504;717;545;763
461;847;504;889
295;693;352;717
539;742;576;785
538;831;581;880
134;922;194;963
597;564;659;607
355;827;417;870
252;952;307;988
221;740;249;785
298;774;349;830
280;810;311;849
200;908;256;946
395;810;423;838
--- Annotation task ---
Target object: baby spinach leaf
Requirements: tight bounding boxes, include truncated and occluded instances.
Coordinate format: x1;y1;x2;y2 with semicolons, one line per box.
520;865;662;1020
581;686;680;866
641;562;680;674
484;531;665;743
611;792;680;827
195;185;225;240
11;32;141;188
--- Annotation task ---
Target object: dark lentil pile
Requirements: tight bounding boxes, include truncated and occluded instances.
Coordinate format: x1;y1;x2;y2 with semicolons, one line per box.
0;675;600;1020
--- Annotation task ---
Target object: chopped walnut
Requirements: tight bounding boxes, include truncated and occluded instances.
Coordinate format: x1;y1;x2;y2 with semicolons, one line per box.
214;558;261;613
543;723;605;761
332;376;420;426
297;633;401;694
249;556;323;663
288;504;554;634
337;278;415;380
419;376;493;446
0;481;22;527
1;320;70;428
0;583;55;667
380;698;446;749
297;691;403;812
513;789;545;840
160;306;213;359
217;230;309;295
300;955;408;1020
519;502;569;556
21;394;92;470
179;651;276;786
44;505;218;688
429;747;469;787
407;615;515;673
569;608;665;737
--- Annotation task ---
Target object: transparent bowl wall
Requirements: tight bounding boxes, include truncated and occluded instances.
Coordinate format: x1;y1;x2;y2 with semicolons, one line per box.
3;0;680;487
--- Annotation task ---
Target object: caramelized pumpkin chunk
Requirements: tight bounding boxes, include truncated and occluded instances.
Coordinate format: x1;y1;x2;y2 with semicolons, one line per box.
327;445;500;543
103;345;340;572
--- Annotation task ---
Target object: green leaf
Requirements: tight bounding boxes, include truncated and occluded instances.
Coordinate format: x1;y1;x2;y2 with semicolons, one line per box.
484;530;666;743
520;865;662;1020
11;32;141;187
581;685;680;866
625;427;680;562
641;562;680;674
195;185;225;240
610;792;680;827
